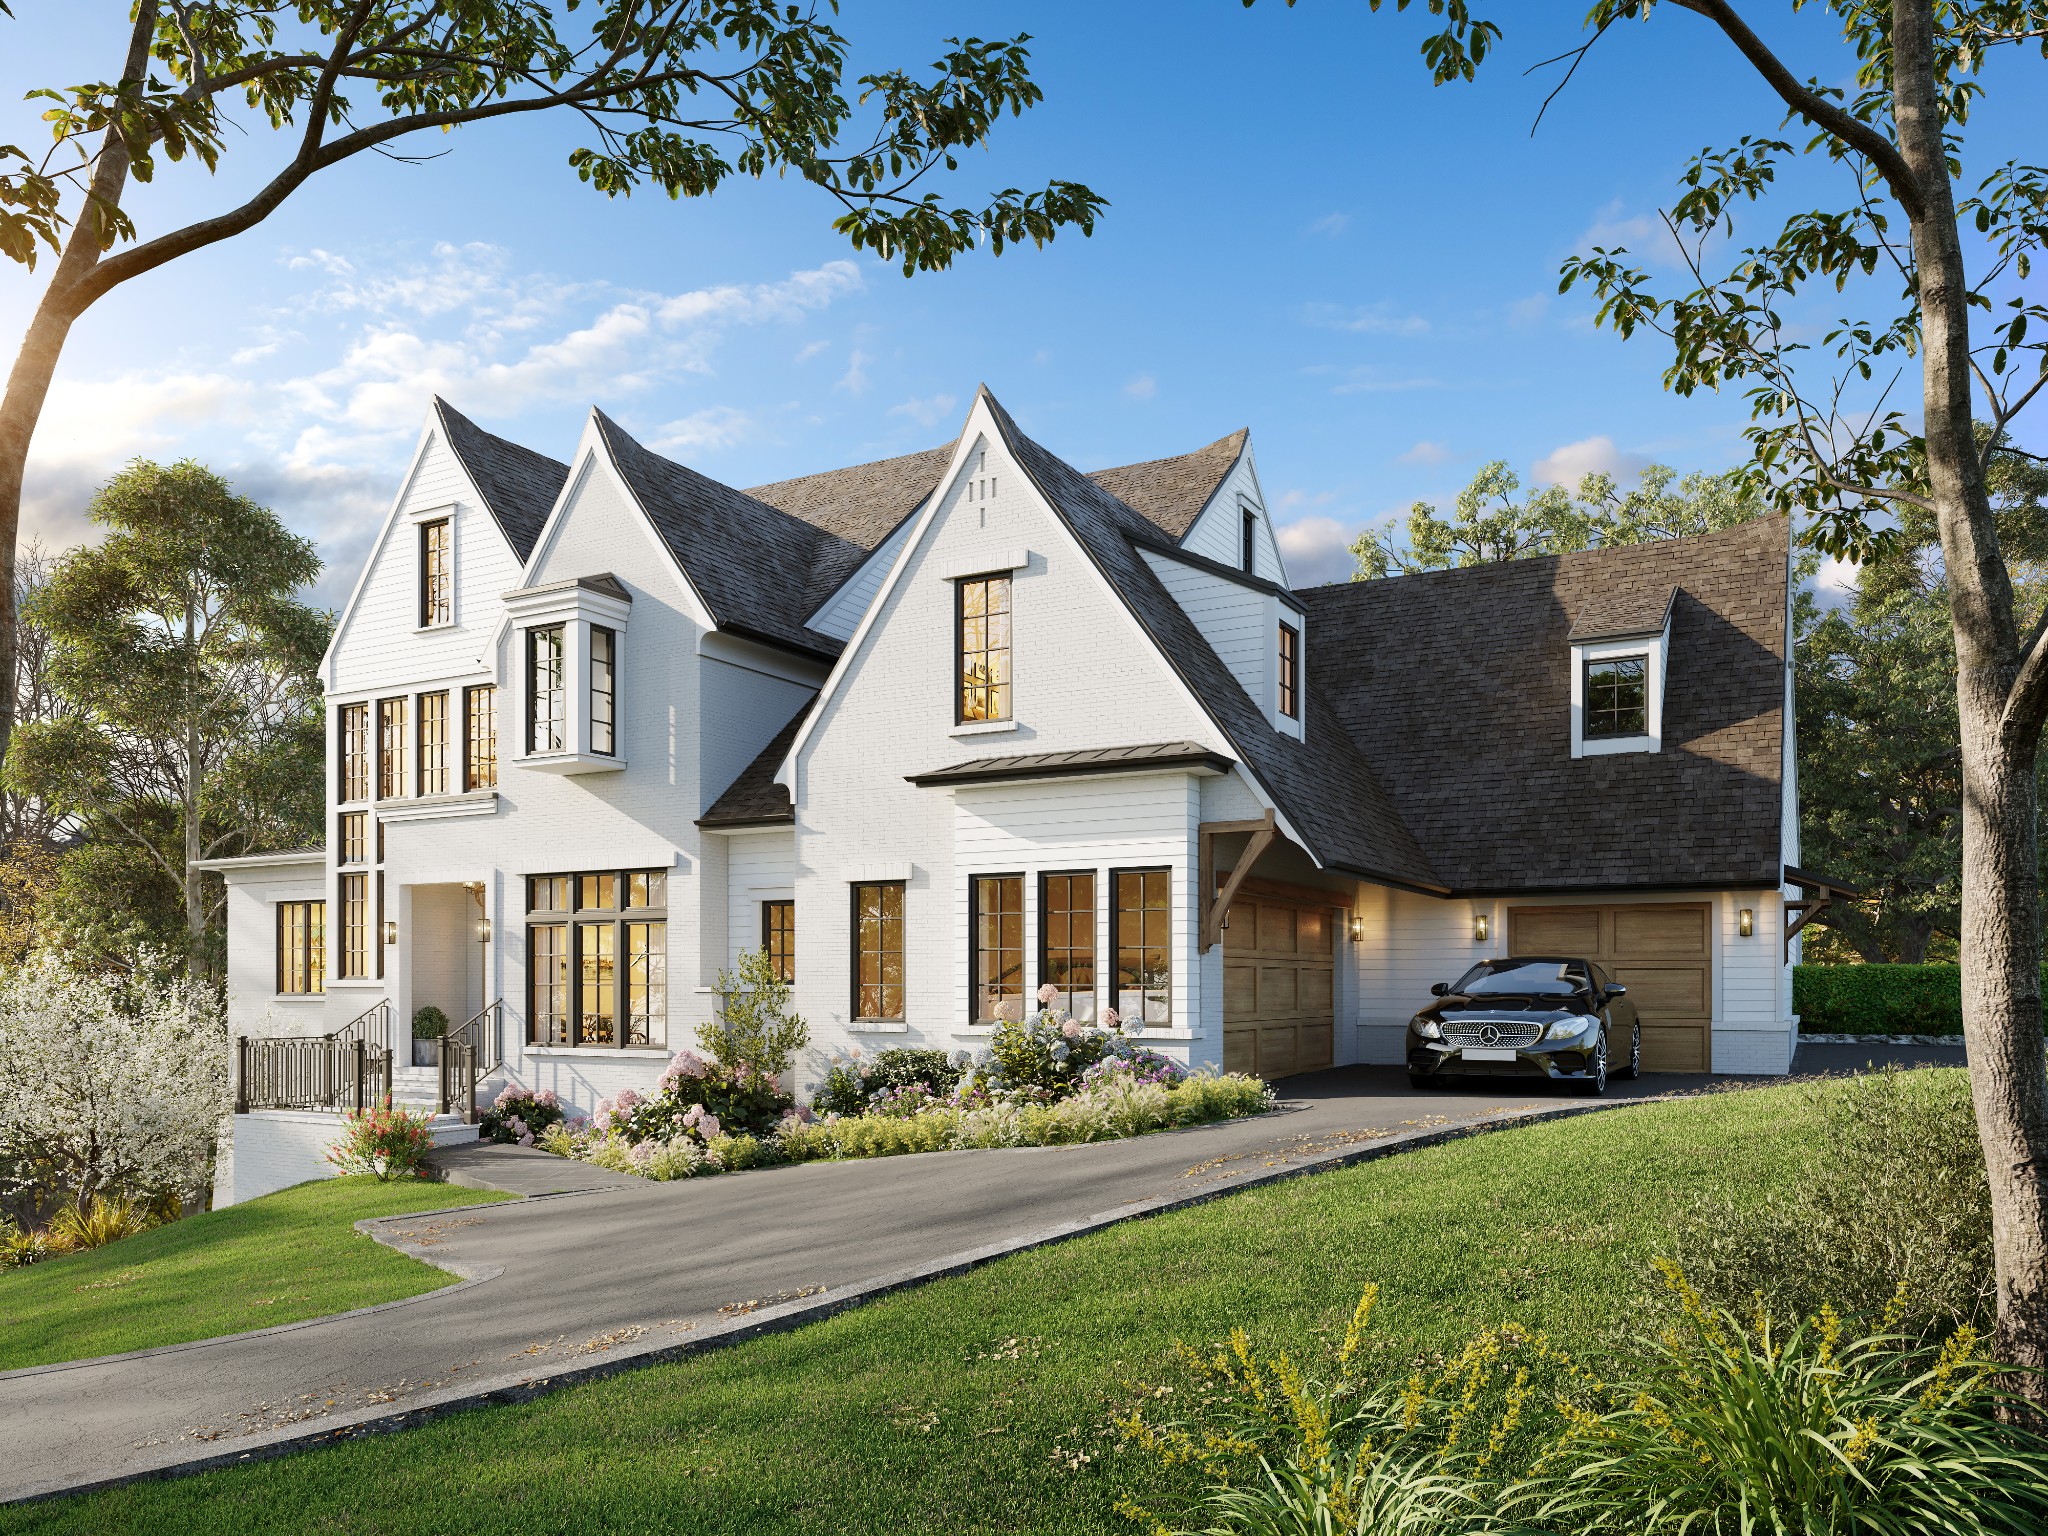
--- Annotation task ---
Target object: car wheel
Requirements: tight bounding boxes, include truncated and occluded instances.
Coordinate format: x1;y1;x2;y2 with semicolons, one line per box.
1582;1034;1608;1096
1407;1072;1433;1089
1616;1023;1642;1080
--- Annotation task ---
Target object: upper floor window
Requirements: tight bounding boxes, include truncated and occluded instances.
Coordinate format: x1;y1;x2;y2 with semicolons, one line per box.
376;697;408;799
464;684;498;790
338;703;369;803
972;874;1025;1023
1584;656;1648;740
337;810;367;865
338;873;369;979
590;626;617;756
1278;622;1300;719
417;690;449;795
762;899;796;982
276;900;325;995
957;574;1011;723
528;625;566;753
853;881;905;1020
1242;507;1257;574
420;518;452;627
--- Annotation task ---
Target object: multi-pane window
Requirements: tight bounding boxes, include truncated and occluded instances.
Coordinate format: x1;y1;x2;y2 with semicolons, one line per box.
1242;507;1257;574
1114;868;1172;1029
525;869;666;1047
973;875;1025;1023
417;690;449;795
420;518;452;627
590;625;617;756
338;810;367;865
1278;622;1300;719
762;899;796;982
276;900;325;995
527;625;566;753
1584;656;1648;739
1039;872;1096;1021
464;684;498;790
339;703;369;802
853;881;905;1020
957;574;1011;723
377;697;408;798
338;873;369;980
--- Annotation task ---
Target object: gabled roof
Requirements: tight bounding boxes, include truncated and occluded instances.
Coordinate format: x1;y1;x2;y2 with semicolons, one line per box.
746;446;954;551
435;398;569;563
1298;517;1790;893
1568;582;1677;642
1087;428;1249;540
699;701;812;827
976;391;1444;892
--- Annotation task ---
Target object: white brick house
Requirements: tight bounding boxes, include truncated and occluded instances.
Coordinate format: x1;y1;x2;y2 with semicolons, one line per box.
205;387;1820;1199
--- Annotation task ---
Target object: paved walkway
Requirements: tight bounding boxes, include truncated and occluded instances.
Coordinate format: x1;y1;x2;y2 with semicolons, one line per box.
0;1051;1957;1503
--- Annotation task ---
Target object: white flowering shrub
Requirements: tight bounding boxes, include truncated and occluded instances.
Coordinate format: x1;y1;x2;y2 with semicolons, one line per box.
0;949;226;1212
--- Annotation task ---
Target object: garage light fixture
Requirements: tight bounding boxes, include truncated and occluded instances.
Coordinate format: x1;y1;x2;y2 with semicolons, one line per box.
1738;908;1755;938
1473;913;1490;943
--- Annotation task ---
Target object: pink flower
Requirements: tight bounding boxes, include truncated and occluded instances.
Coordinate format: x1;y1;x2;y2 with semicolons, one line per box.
1061;1020;1082;1038
669;1050;709;1079
699;1113;722;1140
615;1087;642;1108
1037;983;1060;1007
1102;1007;1122;1029
518;1131;535;1147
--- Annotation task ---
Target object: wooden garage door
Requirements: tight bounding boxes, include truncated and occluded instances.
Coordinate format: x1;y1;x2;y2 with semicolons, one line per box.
1223;894;1336;1079
1506;903;1712;1072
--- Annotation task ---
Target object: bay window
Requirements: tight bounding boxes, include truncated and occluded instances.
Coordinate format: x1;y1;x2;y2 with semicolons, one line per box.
527;625;566;754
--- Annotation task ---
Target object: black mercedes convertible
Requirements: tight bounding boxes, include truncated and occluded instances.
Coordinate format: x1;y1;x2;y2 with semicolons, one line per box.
1404;955;1642;1094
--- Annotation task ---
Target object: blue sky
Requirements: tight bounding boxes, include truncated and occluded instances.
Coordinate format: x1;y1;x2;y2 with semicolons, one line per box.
7;2;2045;606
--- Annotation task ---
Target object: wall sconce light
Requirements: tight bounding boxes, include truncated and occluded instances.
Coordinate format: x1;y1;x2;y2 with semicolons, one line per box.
1473;913;1490;943
1738;908;1755;938
1348;913;1364;943
475;917;492;944
381;919;398;946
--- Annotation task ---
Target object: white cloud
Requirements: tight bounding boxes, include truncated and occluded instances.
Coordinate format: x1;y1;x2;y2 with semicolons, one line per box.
1124;373;1157;400
651;406;753;455
794;339;831;363
888;393;958;429
1303;301;1430;337
1275;515;1357;587
837;348;871;395
1815;554;1860;602
1506;293;1549;328
1307;212;1349;238
1399;440;1453;466
1577;199;1662;253
1532;434;1649;487
1328;370;1442;395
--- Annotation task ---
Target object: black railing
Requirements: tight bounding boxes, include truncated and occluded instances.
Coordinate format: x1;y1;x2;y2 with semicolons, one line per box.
329;998;392;1056
235;1034;393;1114
438;999;502;1123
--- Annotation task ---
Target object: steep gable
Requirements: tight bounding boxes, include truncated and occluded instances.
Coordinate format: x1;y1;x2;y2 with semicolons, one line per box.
1089;429;1248;542
434;398;570;563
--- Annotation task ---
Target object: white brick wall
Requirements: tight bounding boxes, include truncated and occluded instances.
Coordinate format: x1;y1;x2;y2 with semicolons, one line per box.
218;1111;479;1206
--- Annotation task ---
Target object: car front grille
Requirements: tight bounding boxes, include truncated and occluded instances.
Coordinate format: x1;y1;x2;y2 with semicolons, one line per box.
1442;1021;1542;1049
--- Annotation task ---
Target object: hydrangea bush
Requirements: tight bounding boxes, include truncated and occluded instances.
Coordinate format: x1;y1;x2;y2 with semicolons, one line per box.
479;1086;567;1147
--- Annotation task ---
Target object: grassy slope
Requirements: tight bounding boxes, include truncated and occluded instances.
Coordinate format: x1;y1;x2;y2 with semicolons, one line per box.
0;1178;514;1372
2;1083;1828;1536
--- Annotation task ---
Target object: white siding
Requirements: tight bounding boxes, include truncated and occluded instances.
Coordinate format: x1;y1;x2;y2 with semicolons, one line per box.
1178;450;1283;582
808;512;920;641
1141;550;1269;709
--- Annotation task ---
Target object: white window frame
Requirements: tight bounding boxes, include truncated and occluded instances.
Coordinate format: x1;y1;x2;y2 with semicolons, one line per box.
1570;631;1667;757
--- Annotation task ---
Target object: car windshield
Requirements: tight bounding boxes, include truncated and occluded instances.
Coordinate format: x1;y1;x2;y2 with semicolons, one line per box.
1450;959;1587;997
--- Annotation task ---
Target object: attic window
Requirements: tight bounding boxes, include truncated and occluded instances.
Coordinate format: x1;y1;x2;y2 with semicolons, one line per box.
1241;508;1257;573
1584;656;1646;739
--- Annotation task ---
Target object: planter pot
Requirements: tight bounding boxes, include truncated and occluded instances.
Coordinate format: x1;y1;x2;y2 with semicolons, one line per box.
412;1038;441;1068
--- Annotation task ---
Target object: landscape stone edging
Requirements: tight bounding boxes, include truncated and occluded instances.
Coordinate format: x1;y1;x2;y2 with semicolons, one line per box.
2;1092;1676;1507
1798;1032;1966;1045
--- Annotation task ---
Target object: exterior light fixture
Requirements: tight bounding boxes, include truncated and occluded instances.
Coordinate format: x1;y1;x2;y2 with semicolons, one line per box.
381;919;398;946
1348;912;1364;943
1738;908;1755;938
1473;913;1490;943
475;917;492;943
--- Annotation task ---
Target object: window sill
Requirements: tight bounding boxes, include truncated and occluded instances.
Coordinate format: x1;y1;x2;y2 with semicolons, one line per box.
849;1020;909;1034
516;751;627;776
523;1045;672;1060
270;993;327;1003
327;978;384;990
411;624;459;637
1576;735;1656;758
376;790;499;822
950;719;1017;738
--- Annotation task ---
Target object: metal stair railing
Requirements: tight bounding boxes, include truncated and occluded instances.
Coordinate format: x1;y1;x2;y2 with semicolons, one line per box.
437;999;503;1123
328;998;393;1057
234;1032;392;1114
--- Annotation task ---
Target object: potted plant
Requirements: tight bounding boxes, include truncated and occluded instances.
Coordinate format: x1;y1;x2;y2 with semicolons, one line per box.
411;1005;450;1068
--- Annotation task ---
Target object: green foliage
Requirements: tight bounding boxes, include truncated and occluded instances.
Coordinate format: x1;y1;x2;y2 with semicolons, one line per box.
1788;963;2018;1035
322;1107;437;1182
982;1011;1118;1100
46;1192;156;1254
812;1046;963;1116
410;1006;450;1041
1670;1067;1993;1340
702;946;810;1075
1352;458;1768;580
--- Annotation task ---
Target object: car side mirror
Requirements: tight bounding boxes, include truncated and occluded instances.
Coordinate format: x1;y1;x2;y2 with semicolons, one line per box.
1605;984;1627;999
1429;982;1450;997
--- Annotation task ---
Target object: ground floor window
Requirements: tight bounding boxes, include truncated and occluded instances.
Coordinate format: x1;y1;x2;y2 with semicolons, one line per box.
762;899;795;981
853;882;904;1020
1039;871;1096;1021
277;900;325;994
526;868;668;1047
972;874;1025;1022
1114;867;1172;1028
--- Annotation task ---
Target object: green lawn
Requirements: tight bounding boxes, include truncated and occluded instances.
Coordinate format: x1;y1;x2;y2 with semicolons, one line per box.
0;1177;514;1372
2;1081;1837;1535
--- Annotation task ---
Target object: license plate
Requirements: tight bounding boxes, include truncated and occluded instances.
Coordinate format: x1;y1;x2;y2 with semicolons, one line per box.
1462;1047;1516;1062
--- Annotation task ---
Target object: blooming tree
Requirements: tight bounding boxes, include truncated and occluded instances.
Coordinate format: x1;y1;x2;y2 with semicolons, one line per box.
0;949;225;1214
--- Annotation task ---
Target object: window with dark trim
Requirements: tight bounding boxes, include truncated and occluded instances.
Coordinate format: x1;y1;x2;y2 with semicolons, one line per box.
852;881;905;1020
376;870;386;979
338;873;368;980
1039;871;1096;1021
1113;867;1172;1029
277;900;325;994
972;874;1025;1023
527;625;566;753
1278;622;1300;719
957;574;1011;723
417;690;449;795
338;703;369;802
525;869;666;1047
590;625;617;756
1242;507;1257;574
1584;655;1648;739
762;899;795;982
464;684;498;790
376;697;408;798
420;517;452;627
338;810;366;866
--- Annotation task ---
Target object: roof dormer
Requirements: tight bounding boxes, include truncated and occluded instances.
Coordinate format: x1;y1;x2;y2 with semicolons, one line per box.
1569;586;1675;758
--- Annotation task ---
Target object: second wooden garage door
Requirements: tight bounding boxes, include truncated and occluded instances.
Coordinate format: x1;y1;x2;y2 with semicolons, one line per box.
1506;903;1713;1072
1222;894;1336;1079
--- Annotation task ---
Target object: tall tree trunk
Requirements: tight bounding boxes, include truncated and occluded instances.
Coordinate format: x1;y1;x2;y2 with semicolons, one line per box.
1895;0;2048;1396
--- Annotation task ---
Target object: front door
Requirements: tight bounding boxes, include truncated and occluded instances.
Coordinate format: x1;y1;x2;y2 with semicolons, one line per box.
1222;894;1337;1079
1506;903;1712;1071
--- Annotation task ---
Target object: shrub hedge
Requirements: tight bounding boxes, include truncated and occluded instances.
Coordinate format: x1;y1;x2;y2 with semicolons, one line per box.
1793;963;2048;1034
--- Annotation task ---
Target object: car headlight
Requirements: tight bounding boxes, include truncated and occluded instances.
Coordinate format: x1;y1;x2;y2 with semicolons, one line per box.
1543;1016;1595;1042
1412;1017;1443;1041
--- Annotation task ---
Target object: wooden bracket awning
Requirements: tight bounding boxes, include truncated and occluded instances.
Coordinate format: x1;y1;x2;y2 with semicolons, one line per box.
1783;865;1862;962
1198;811;1275;953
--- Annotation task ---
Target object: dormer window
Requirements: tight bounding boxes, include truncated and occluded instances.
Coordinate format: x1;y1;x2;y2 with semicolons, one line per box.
505;574;631;774
1569;586;1673;758
1278;622;1300;719
1584;656;1647;739
1242;507;1257;574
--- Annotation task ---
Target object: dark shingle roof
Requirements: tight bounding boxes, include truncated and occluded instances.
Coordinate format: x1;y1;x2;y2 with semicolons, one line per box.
746;446;954;551
435;398;569;563
1298;517;1790;893
978;391;1444;892
1568;583;1677;642
699;702;812;827
907;742;1233;787
1088;429;1248;539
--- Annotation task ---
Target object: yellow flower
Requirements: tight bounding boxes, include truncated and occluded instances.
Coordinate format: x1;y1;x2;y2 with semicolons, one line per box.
1338;1282;1380;1369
